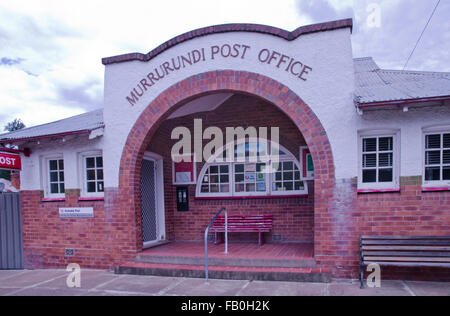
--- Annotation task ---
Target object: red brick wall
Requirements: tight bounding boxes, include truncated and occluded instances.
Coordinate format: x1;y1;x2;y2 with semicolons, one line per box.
21;189;135;269
147;94;314;242
315;177;450;280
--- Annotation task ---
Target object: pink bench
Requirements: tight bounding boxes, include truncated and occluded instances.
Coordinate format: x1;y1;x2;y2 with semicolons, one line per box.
210;215;273;246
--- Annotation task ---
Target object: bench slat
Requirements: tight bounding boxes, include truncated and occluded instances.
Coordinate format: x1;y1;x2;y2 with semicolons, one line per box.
362;236;450;240
364;256;450;263
361;246;450;251
363;261;450;268
362;251;450;257
362;240;450;246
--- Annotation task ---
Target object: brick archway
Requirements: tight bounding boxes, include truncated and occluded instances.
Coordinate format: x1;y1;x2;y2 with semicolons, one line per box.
117;70;335;256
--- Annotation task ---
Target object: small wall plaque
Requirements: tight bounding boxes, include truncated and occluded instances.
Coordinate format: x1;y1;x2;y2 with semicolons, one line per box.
59;207;94;218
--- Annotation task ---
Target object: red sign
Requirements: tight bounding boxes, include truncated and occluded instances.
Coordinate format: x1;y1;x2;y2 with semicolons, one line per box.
0;152;22;170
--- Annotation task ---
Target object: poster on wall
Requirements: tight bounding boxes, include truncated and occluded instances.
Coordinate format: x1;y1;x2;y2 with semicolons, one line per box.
172;154;196;185
300;147;314;180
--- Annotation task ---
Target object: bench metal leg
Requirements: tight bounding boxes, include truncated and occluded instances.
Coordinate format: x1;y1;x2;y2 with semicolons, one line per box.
360;264;364;289
258;232;263;246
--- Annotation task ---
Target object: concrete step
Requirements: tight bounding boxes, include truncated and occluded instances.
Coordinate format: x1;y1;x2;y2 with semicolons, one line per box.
115;262;331;283
135;253;317;268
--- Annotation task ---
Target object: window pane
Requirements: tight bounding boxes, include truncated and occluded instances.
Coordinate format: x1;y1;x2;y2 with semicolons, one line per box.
97;169;104;180
50;172;58;182
59;172;64;182
443;150;450;164
275;172;282;181
220;184;230;193
272;163;281;172
210;175;218;184
363;154;377;168
362;169;377;183
284;182;293;191
245;183;255;192
379;169;393;182
295;181;305;191
87;182;96;193
220;165;228;174
272;182;282;192
426;134;441;149
58;160;64;170
235;174;244;183
209;166;218;174
50;183;59;194
86;157;95;168
378;137;393;151
283;161;293;171
443;167;450;180
379;153;393;167
49;160;58;171
425;167;441;181
235;184;245;192
87;170;96;181
444;134;450;149
426;151;441;165
201;185;209;193
220;175;229;183
97;182;104;192
235;164;244;173
256;182;266;192
96;157;103;168
60;183;65;193
294;171;300;180
363;138;377;152
283;172;293;181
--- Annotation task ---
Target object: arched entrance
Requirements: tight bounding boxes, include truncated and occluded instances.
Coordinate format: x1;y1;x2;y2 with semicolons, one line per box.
118;70;335;257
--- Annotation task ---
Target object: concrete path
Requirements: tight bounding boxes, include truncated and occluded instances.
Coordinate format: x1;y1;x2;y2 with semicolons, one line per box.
0;269;448;296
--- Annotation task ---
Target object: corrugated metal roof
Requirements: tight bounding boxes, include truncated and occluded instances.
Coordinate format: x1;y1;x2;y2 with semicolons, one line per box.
354;57;450;105
0;109;104;142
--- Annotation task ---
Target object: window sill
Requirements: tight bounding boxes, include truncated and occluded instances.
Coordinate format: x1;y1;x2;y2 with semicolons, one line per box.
78;197;104;201
422;187;450;192
195;194;308;200
41;198;66;202
357;188;401;194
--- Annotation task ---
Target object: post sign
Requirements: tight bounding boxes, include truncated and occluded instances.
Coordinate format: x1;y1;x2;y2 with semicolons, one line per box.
0;152;21;170
59;207;94;218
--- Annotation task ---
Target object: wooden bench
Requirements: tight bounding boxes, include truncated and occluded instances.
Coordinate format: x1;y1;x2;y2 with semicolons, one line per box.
360;236;450;288
211;215;273;246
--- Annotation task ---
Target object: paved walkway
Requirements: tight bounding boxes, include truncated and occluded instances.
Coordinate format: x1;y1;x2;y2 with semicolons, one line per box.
0;269;448;296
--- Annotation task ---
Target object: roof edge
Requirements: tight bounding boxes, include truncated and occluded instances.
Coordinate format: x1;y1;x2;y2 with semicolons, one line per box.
102;19;353;65
0;128;104;144
358;95;450;109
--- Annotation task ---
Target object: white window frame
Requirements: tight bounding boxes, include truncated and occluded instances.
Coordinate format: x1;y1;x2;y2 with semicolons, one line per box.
196;141;308;198
79;151;104;198
42;155;65;199
422;126;450;189
358;130;400;191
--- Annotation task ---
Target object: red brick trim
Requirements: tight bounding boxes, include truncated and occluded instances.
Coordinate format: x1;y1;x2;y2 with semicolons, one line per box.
102;19;353;65
118;70;335;253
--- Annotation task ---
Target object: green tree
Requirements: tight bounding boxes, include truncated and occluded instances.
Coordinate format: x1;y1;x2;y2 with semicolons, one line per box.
1;118;26;180
4;118;26;132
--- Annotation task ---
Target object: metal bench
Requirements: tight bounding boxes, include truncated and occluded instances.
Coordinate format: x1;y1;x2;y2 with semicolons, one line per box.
360;236;450;288
211;215;273;246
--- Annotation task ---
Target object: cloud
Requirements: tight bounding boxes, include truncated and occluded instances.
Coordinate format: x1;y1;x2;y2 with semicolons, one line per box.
0;57;25;66
297;0;354;23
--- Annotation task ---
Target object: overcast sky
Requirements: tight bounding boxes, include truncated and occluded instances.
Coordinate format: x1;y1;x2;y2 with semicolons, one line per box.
0;0;449;129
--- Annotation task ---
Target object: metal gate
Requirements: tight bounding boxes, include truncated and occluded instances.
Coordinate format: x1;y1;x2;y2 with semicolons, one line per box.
0;193;24;269
141;159;157;244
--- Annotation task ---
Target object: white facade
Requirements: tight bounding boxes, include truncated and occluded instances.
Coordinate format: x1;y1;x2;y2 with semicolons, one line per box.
10;22;450;192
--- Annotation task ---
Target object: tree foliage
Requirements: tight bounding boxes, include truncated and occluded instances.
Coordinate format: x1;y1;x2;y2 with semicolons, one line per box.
4;118;26;132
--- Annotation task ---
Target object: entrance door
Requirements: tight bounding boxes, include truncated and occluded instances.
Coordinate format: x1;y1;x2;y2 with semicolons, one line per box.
141;158;159;246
